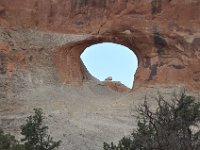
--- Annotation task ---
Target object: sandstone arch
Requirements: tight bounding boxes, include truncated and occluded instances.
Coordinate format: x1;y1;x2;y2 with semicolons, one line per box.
54;34;141;88
54;30;200;91
0;1;200;150
0;0;199;91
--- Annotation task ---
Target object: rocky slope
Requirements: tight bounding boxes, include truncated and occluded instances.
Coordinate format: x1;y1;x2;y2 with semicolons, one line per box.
0;0;199;149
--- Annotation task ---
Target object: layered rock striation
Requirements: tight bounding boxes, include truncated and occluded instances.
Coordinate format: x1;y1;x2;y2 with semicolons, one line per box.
0;0;199;91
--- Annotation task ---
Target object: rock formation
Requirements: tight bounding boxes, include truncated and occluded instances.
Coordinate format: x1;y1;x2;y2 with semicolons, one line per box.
0;0;199;149
0;0;199;90
103;81;131;93
0;0;200;90
103;77;130;93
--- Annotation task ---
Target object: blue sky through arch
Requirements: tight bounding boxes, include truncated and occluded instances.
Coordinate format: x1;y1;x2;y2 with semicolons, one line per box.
81;42;138;88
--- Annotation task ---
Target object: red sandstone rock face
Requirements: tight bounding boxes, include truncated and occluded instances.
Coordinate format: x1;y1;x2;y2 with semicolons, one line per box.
103;81;130;93
0;0;200;91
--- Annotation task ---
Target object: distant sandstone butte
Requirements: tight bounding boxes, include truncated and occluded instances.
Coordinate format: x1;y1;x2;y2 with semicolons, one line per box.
0;0;199;91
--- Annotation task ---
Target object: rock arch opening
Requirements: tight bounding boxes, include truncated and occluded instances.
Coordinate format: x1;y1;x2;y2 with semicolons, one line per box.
81;42;138;89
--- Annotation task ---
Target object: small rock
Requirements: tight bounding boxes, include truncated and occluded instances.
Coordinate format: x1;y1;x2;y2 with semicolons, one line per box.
105;76;112;81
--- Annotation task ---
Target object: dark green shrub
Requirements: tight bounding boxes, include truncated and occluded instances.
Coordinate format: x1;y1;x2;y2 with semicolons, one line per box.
20;108;61;150
0;108;61;150
0;129;24;150
104;92;200;150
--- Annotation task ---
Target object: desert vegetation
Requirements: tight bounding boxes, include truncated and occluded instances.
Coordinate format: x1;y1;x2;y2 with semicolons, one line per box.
0;108;61;150
1;92;200;150
104;91;200;150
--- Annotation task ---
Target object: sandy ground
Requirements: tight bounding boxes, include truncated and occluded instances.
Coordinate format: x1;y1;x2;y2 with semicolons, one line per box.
1;79;198;150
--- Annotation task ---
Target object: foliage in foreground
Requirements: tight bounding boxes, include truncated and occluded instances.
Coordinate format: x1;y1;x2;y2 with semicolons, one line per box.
0;129;24;150
104;92;200;150
0;108;61;150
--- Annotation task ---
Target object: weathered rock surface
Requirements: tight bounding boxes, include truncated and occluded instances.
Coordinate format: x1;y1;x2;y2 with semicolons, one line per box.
0;0;199;90
0;0;200;150
103;77;130;92
103;81;131;93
